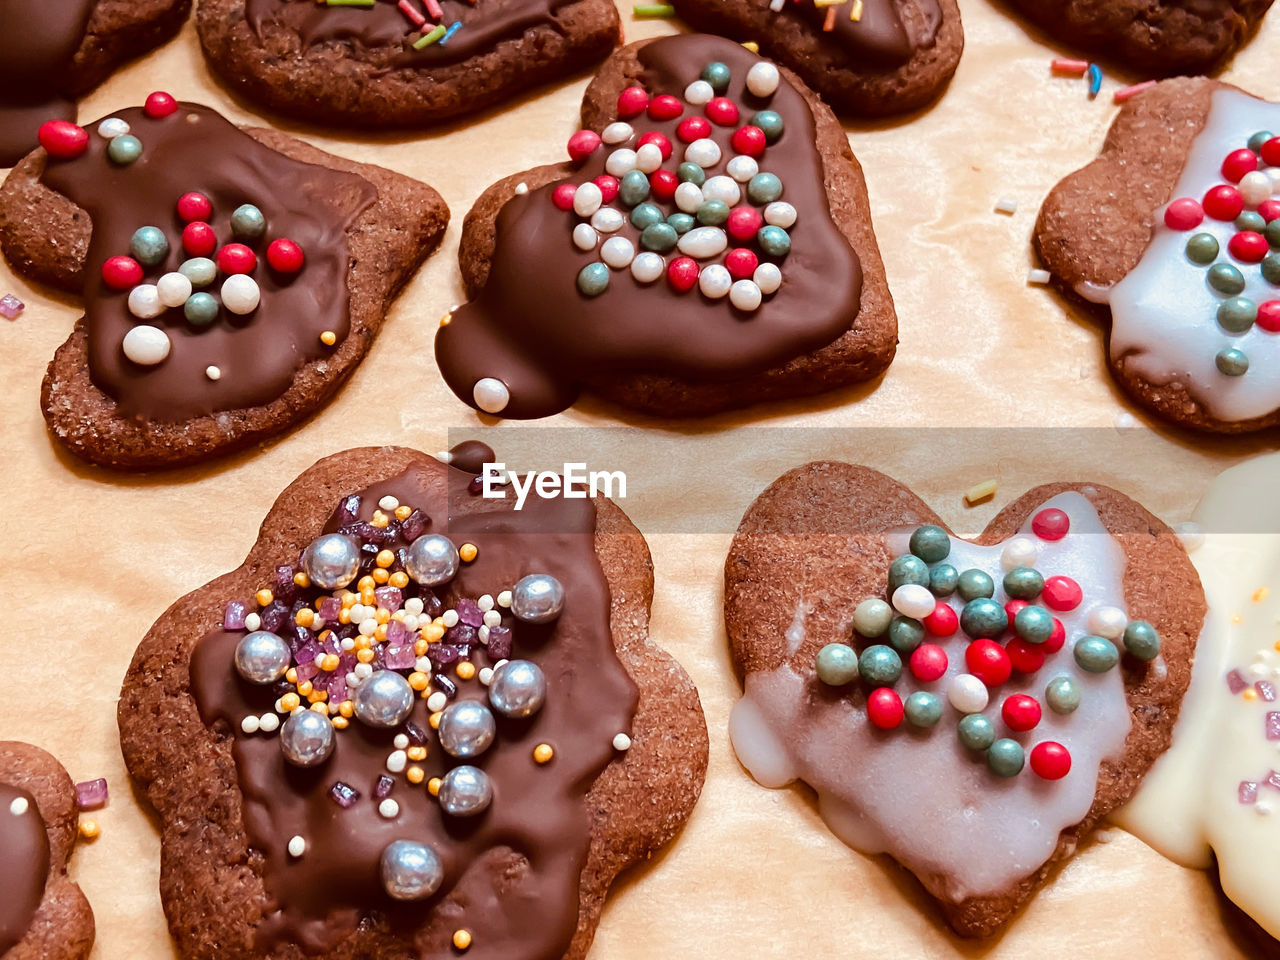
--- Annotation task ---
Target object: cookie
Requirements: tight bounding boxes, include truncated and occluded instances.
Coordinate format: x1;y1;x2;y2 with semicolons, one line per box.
0;94;447;469
724;461;1204;936
0;741;95;960
667;0;963;117
437;34;896;420
1036;79;1280;434
197;0;620;127
118;443;708;959
0;0;190;166
1002;0;1271;76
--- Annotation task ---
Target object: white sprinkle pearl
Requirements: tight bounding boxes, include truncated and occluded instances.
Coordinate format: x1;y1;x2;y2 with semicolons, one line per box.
591;207;624;233
605;148;637;177
122;325;171;365
497;590;513;608
514;182;528;195
288;835;306;857
479;667;495;685
378;798;400;819
572;181;602;217
393;733;410;749
156;271;192;308
1240;171;1272;206
426;691;448;713
355;662;373;679
478;625;490;642
631;252;664;283
259;713;280;733
684;80;714;105
245;613;261;631
677;226;728;259
726;155;758;182
1001;537;1037;571
729;279;762;312
386;749;408;773
601;236;636;269
127;283;164;319
635;142;663;173
602;122;633;144
205;365;222;381
612;733;633;751
948;674;989;713
764;201;797;228
702;175;740;206
573;223;597;251
379;495;400;511
698;264;732;299
241;715;261;734
9;797;28;816
674;181;704;213
1087;605;1128;640
472;377;509;414
482;609;502;627
97;117;130;139
221;274;260;315
442;610;460;628
892;584;936;619
478;594;494;611
754;262;782;295
684;138;720;168
746;61;780;97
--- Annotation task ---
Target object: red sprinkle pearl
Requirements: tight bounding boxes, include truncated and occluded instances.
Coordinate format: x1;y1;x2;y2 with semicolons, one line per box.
1260;199;1280;222
647;94;683;121
1004;598;1029;622
727;205;764;242
1045;617;1066;653
1163;197;1203;231
567;129;601;162
182;221;217;257
593;175;619;203
637;131;673;160
176;191;212;222
965;639;1012;687
1031;507;1070;541
705;96;739;126
144;91;178;118
1030;741;1072;780
730;125;767;157
1221;148;1259;183
551;183;577;211
909;643;948;682
37;120;89;159
1042;576;1082;612
1002;694;1042;732
667;256;699;292
1258;300;1280;333
1006;637;1046;674
101;255;143;290
923;601;958;637
649;170;678;202
616;86;649;118
866;688;904;730
1203;184;1245;221
1263;137;1280;167
217;243;257;275
677;116;711;142
1229;231;1269;263
266;237;305;273
724;247;759;281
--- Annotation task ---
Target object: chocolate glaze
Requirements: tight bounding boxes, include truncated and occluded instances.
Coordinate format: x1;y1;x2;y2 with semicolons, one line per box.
0;783;50;954
39;103;376;422
435;34;863;419
245;0;576;68
190;457;637;958
0;0;94;166
798;0;943;67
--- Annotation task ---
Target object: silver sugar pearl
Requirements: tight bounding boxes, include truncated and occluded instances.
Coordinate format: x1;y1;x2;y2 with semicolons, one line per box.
510;574;564;624
488;660;547;719
437;700;496;758
353;670;414;729
279;710;335;767
438;765;492;817
233;631;291;685
379;839;444;901
300;533;361;590
405;534;460;587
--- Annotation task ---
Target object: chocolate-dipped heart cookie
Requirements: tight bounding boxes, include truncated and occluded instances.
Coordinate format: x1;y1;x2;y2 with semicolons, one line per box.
0;95;447;469
118;444;708;959
724;462;1204;936
436;34;896;420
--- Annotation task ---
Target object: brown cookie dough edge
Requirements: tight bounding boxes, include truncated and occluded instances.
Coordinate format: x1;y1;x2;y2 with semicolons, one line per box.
68;0;194;97
723;461;1204;937
0;741;95;960
117;445;709;960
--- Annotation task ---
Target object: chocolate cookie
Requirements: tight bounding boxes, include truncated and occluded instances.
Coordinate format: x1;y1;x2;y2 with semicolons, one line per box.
197;0;620;127
118;444;708;959
0;742;94;960
1036;78;1280;434
0;95;447;469
667;0;962;117
724;462;1204;936
437;34;896;420
1002;0;1272;76
0;0;190;166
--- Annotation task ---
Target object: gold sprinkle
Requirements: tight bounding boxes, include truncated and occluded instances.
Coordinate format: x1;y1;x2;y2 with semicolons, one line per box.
1232;613;1244;624
406;766;425;784
1244;688;1259;701
964;480;997;506
740;40;759;52
459;543;478;563
427;777;442;797
1254;587;1270;604
533;743;554;764
78;820;100;841
456;661;476;681
849;0;863;19
320;330;337;346
440;313;453;327
453;929;472;951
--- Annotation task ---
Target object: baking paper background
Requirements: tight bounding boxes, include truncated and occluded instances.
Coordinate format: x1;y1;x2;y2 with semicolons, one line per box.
2;2;1280;956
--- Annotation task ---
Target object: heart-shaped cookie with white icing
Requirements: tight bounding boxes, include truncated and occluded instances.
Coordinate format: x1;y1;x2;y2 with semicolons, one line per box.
724;462;1205;935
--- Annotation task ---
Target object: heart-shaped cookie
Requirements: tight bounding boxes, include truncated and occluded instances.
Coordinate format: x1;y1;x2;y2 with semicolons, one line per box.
436;34;896;420
724;462;1204;935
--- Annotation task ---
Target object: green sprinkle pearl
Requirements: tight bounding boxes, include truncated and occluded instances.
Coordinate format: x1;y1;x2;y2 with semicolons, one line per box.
957;714;995;751
639;223;678;252
904;691;943;728
1185;233;1219;265
667;212;695;234
230;203;266;239
987;738;1025;778
960;597;1008;639
1267;221;1280;250
1122;619;1161;660
696;200;730;226
129;226;169;268
1263;253;1280;284
815;643;859;685
1218;297;1257;334
1208;262;1246;295
957;568;995;601
929;563;959;597
677;162;706;186
107;134;142;165
1045;675;1080;714
1217;347;1249;377
701;61;731;93
888;554;930;591
748;173;784;205
1248;130;1274;152
887;616;925;654
183;291;219;327
750;110;784;144
1002;566;1044;600
909;524;950;563
1236;211;1267;233
757;225;791;257
619;169;650;207
858;644;902;687
577;262;609;297
1014;604;1054;644
630;202;663;230
179;257;216;288
852;597;893;637
1074;635;1119;673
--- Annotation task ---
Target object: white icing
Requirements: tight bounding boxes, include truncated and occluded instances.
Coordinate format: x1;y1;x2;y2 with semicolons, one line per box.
1115;452;1280;938
729;492;1132;902
1105;89;1280;421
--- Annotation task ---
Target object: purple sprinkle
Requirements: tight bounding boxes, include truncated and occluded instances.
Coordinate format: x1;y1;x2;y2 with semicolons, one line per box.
330;781;360;808
274;565;299;602
318;596;341;621
327;678;349;705
223;600;247;631
445;624;478;648
294;659;320;683
295;640;322;665
421;592;443;618
401;509;428;542
74;778;108;810
404;721;428;746
1257;681;1277;703
432;673;457;698
0;293;24;319
486;625;512;660
433;644;460;666
385;620;407;646
375;586;403;612
468;476;483;495
1267;712;1280;741
1240;781;1259;804
1227;669;1248;695
374;774;395;799
1267;770;1280;792
383;644;416;670
337;494;362;526
455;598;483;628
260;601;289;632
